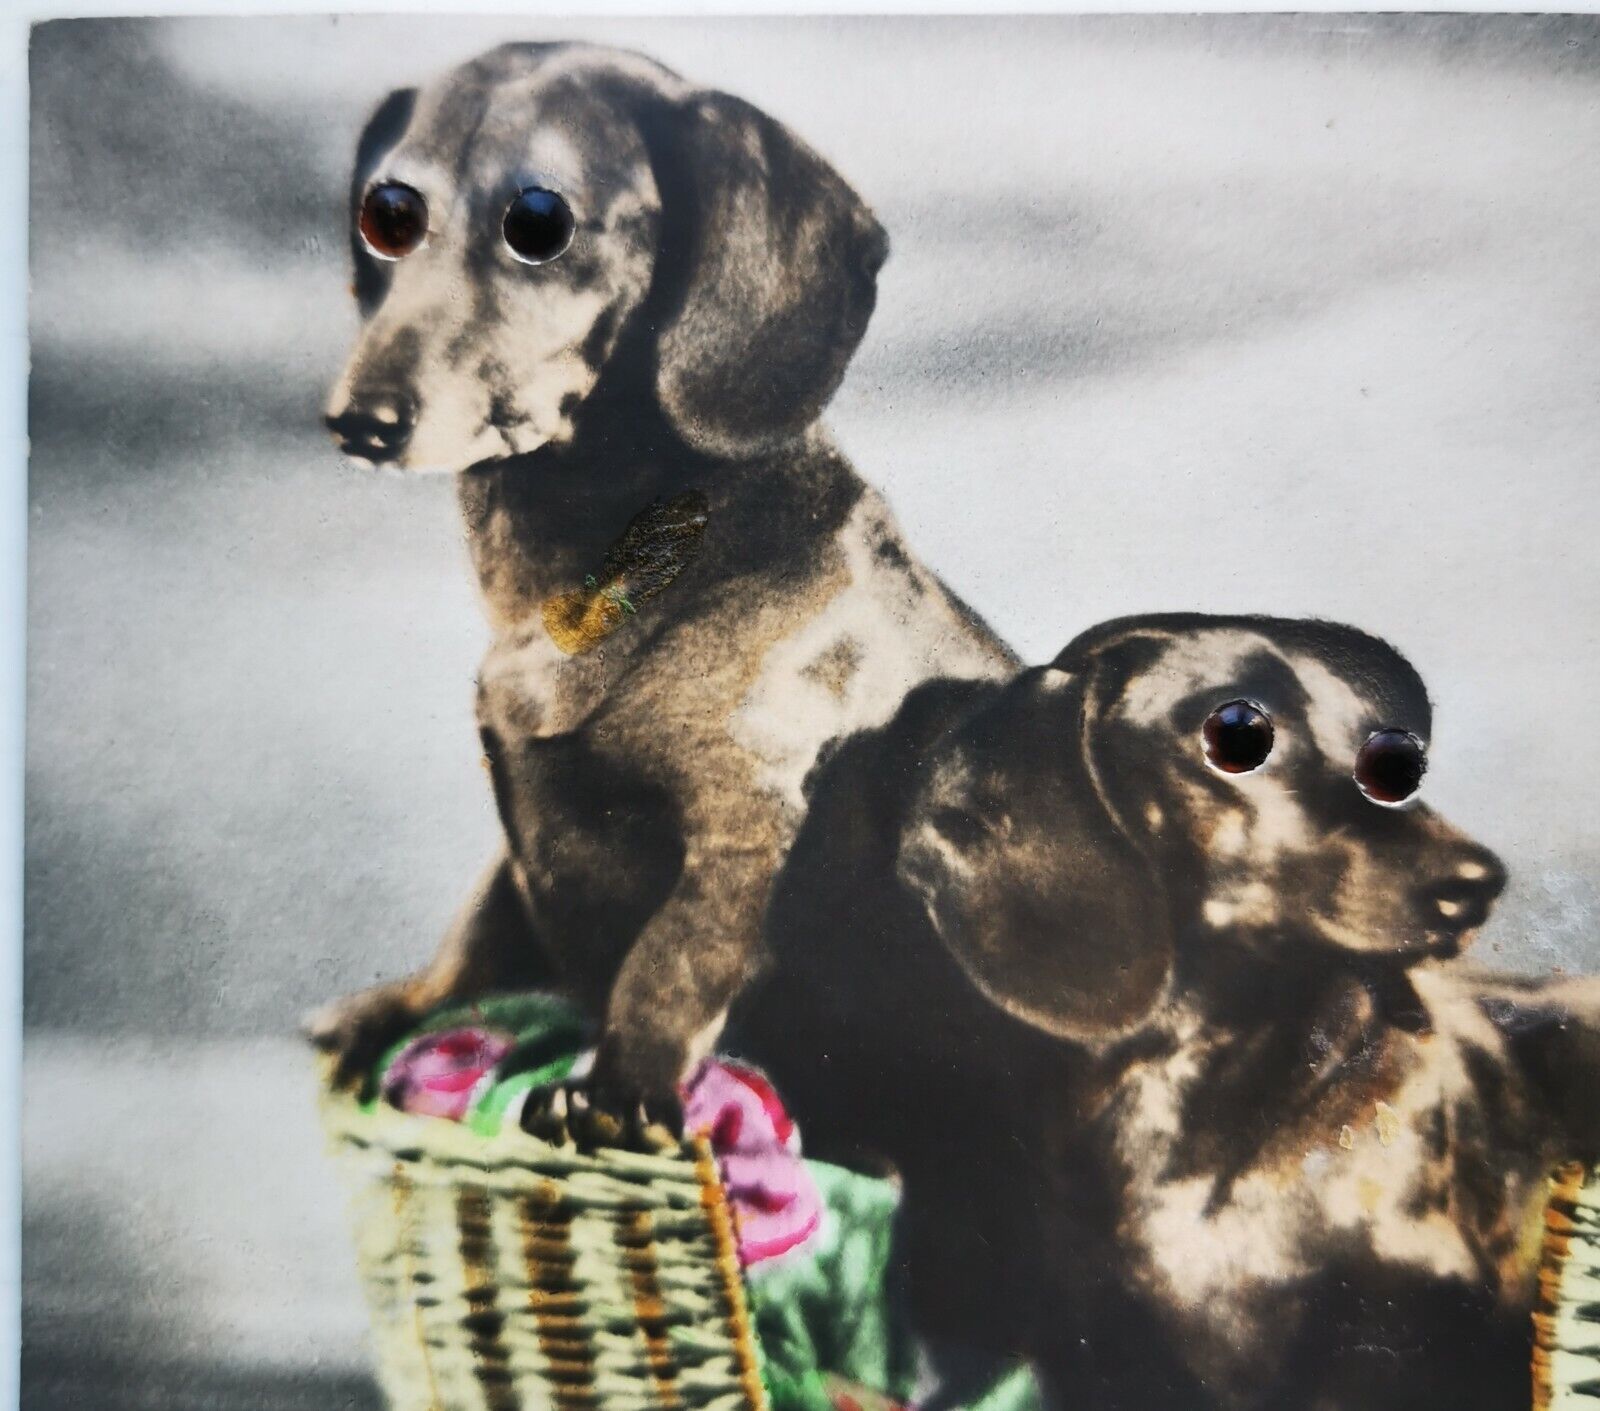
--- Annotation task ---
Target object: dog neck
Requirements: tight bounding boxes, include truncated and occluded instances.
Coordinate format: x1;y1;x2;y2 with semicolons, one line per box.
1131;932;1429;1210
456;392;863;629
1173;929;1432;1045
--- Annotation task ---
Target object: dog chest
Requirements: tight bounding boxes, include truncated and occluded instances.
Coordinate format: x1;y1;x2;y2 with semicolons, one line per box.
476;625;616;742
1108;1010;1524;1388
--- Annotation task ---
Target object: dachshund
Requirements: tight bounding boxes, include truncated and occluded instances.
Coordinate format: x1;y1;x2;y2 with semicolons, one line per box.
307;42;1015;1138
742;613;1600;1410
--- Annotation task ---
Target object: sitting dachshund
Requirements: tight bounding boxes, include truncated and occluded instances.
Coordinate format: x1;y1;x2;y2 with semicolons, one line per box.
743;613;1600;1410
308;43;1014;1135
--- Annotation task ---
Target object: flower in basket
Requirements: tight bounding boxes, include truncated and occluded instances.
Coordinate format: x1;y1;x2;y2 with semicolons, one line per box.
380;1027;515;1121
683;1059;823;1266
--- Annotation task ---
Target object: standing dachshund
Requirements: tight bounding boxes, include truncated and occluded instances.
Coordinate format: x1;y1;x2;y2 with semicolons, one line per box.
746;614;1600;1410
308;43;1015;1135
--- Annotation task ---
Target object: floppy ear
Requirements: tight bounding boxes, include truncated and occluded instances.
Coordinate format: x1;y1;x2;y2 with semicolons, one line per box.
652;92;888;460
349;87;417;316
896;667;1173;1044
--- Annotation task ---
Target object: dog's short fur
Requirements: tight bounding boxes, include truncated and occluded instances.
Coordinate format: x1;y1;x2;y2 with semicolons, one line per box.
309;43;1015;1124
745;614;1600;1410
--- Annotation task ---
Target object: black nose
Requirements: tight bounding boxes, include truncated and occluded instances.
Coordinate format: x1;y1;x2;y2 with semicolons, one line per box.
325;393;414;463
1419;846;1507;933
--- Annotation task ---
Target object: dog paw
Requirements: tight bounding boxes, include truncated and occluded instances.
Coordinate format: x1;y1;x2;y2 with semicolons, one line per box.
302;982;420;1093
519;1080;683;1154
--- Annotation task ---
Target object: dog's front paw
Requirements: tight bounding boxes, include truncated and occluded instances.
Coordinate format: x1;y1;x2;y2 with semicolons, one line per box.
519;1079;684;1153
303;981;421;1093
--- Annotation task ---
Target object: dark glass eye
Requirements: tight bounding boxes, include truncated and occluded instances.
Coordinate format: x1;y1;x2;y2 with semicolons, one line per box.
358;181;428;259
1202;699;1274;774
503;187;575;264
1355;729;1427;804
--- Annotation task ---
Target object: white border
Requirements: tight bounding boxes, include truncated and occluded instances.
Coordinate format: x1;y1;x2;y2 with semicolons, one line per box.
14;0;1600;11
2;4;1596;1406
2;6;24;1405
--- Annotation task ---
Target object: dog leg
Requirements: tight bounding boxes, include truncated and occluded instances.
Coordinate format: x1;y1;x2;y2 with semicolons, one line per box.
305;848;550;1090
525;842;774;1149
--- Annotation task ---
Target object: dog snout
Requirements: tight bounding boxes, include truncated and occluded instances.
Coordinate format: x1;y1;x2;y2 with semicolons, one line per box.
1418;844;1506;933
325;391;415;464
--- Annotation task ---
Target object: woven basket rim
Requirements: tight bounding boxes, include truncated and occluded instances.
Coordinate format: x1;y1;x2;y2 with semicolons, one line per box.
322;1083;770;1411
322;1086;715;1187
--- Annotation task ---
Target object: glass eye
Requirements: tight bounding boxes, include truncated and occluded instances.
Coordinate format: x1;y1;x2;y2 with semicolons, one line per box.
359;181;428;260
1202;699;1274;775
1355;729;1427;805
503;187;575;264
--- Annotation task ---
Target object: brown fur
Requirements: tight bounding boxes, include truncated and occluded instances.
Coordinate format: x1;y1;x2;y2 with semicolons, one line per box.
307;44;1015;1127
745;615;1600;1410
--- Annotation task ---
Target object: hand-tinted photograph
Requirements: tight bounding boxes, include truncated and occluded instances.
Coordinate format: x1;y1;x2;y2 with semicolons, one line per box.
25;15;1600;1411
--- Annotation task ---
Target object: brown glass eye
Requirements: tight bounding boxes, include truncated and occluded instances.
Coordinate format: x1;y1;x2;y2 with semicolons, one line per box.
1355;729;1426;804
503;187;575;264
359;181;428;259
1202;699;1274;774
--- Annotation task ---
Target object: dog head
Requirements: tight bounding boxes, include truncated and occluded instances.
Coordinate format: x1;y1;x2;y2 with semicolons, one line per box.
324;43;887;471
897;614;1506;1044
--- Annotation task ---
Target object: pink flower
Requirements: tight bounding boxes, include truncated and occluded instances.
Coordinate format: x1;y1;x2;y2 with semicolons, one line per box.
682;1059;822;1265
381;1027;514;1122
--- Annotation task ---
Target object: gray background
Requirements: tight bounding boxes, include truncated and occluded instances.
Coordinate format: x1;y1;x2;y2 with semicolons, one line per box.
25;15;1600;1407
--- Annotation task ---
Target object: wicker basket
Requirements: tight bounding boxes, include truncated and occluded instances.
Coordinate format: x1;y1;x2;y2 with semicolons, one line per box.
326;1035;1600;1411
1535;1163;1600;1410
323;1092;769;1411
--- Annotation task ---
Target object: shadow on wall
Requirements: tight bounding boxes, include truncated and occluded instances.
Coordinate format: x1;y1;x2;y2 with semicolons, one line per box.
25;1337;382;1410
23;1354;380;1411
23;1199;382;1411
